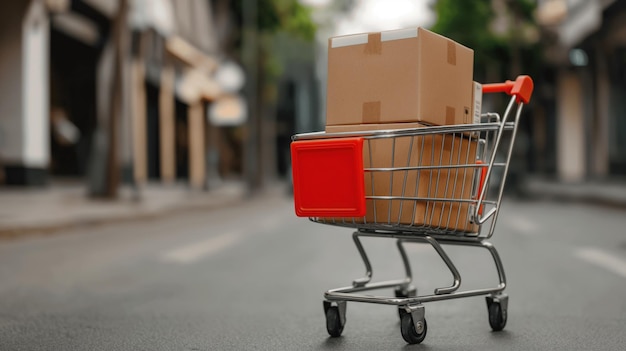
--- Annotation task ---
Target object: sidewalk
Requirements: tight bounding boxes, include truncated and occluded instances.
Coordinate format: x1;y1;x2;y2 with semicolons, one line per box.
0;181;248;237
3;176;623;237
522;176;626;208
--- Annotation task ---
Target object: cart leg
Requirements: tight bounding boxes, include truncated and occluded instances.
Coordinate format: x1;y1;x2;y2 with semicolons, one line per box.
480;241;507;290
394;239;414;291
481;241;507;331
423;236;461;295
435;239;507;292
324;300;347;337
394;239;417;316
351;232;372;287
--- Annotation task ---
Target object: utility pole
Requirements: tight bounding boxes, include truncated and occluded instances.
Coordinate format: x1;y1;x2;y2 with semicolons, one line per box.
105;0;129;198
89;0;130;198
242;0;260;196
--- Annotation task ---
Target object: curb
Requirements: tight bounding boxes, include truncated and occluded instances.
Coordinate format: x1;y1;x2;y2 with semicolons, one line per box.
524;192;626;210
0;193;247;239
522;183;626;210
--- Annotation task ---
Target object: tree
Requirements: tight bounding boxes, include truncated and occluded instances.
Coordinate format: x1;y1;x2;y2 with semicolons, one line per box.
432;0;544;190
431;0;541;82
222;0;318;192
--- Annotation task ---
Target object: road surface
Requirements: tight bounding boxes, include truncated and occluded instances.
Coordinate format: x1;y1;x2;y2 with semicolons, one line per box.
1;193;625;350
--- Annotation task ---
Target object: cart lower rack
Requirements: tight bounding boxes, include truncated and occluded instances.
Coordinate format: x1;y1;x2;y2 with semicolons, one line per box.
290;76;533;344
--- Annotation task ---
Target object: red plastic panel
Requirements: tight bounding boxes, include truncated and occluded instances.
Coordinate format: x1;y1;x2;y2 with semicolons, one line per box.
291;138;365;217
475;160;487;216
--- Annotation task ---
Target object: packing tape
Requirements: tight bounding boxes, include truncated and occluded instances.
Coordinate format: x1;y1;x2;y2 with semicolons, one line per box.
447;41;456;65
331;33;368;48
364;33;382;55
331;28;417;48
381;27;418;42
362;101;381;123
446;106;456;125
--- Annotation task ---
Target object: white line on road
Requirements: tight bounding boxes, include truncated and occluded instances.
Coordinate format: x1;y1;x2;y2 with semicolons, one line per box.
161;232;242;264
160;211;288;264
575;247;626;279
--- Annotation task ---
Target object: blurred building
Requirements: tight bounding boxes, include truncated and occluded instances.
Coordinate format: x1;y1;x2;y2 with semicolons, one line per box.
273;32;320;178
0;0;247;191
536;0;626;182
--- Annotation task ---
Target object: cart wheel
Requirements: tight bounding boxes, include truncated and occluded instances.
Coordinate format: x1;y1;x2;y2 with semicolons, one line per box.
394;286;417;298
400;311;427;344
395;286;417;318
326;306;345;337
486;296;507;331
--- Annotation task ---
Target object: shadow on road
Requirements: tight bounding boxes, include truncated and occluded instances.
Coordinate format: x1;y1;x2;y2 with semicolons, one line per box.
321;336;345;348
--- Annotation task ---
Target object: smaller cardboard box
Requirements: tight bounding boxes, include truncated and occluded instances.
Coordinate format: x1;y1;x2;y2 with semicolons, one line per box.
325;123;479;232
326;27;474;128
472;82;483;124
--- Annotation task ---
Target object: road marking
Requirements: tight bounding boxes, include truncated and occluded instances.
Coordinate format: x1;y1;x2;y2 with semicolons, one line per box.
575;247;626;279
161;232;242;264
161;210;288;264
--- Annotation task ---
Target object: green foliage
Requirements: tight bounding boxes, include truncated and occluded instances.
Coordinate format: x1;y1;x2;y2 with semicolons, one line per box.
515;0;538;19
431;0;541;80
432;0;497;52
272;0;316;41
233;0;317;41
431;0;508;75
229;0;318;95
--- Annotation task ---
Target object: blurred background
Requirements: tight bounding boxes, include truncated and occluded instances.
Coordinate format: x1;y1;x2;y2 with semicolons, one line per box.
1;1;626;349
0;0;624;199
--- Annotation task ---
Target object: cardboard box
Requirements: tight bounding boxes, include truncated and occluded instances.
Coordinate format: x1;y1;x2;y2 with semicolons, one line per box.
326;27;474;128
326;123;479;232
472;82;483;124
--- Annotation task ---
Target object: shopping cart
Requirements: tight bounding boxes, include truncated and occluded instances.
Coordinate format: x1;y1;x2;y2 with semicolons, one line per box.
290;76;533;344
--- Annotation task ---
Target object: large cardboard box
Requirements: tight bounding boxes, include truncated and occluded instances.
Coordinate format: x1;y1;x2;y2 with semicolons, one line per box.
326;123;479;232
326;27;474;128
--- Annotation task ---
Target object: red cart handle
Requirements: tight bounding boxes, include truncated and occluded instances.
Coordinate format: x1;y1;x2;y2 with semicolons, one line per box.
482;75;534;104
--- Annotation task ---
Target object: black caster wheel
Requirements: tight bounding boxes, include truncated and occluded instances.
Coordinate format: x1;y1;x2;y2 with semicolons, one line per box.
326;306;344;337
400;311;427;344
395;286;417;318
394;286;417;298
486;295;508;331
324;302;346;337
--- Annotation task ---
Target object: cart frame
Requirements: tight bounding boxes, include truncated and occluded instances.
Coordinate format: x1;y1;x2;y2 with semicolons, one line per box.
291;76;533;344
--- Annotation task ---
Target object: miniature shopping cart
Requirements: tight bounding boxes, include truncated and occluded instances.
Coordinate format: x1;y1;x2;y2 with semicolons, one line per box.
290;76;533;344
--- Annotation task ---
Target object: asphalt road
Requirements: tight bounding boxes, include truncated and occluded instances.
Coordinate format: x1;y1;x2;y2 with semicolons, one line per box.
1;192;625;350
